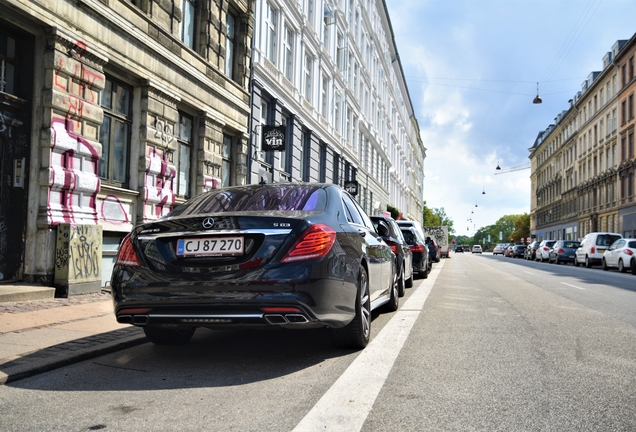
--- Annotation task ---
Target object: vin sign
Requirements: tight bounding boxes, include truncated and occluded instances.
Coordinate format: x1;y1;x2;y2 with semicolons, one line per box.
344;180;359;196
262;125;286;151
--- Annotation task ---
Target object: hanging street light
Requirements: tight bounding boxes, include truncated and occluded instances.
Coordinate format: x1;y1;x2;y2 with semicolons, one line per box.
533;82;542;104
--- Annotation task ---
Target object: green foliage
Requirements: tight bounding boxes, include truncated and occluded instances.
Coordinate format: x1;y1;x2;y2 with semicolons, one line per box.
386;205;400;220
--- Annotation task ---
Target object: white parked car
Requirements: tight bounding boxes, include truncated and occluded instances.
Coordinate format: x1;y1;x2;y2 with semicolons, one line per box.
602;238;636;274
472;245;482;254
575;232;622;268
535;240;556;262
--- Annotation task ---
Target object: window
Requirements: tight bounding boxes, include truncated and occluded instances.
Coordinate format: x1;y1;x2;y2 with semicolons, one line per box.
282;25;294;81
630;132;634;159
630;94;634;120
319;143;326;182
180;0;196;49
321;75;329;118
225;12;236;78
258;101;269;161
99;77;132;186
279;115;288;172
333;153;340;184
175;113;193;197
222;135;232;187
303;54;313;102
0;32;15;94
306;0;315;28
264;2;278;64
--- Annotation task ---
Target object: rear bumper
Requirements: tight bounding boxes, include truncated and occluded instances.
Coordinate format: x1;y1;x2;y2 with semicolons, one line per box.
111;268;357;329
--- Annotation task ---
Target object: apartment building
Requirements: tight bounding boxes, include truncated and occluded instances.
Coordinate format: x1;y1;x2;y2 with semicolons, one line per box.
615;35;636;237
1;0;253;293
529;37;632;241
250;0;425;220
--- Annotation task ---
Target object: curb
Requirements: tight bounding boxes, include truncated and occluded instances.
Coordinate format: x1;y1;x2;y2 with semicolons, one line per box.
0;327;147;385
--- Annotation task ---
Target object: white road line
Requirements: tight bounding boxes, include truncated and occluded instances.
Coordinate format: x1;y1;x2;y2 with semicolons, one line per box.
561;282;585;290
292;261;442;432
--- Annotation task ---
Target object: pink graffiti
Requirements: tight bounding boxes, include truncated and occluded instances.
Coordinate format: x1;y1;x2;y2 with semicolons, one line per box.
100;195;130;224
48;118;100;226
143;147;176;221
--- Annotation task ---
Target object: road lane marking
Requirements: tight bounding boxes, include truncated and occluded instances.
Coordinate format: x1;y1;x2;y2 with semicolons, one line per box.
561;282;585;290
292;261;442;432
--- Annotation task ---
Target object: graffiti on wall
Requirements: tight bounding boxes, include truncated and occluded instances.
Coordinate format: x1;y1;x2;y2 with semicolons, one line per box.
144;147;176;220
54;223;101;284
153;117;174;146
0;110;23;139
99;195;130;224
48;119;100;225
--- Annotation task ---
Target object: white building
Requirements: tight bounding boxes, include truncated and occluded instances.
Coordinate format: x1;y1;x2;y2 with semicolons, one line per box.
249;0;425;220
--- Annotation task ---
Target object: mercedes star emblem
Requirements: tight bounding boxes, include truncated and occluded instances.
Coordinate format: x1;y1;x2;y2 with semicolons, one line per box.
202;217;215;229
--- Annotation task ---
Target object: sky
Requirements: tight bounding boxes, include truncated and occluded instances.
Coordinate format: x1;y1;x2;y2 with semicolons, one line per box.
384;0;636;237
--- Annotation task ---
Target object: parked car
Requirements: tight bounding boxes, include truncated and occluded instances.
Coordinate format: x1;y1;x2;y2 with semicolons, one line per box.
396;220;426;244
492;244;505;255
111;183;397;350
371;215;414;293
426;237;441;262
511;244;526;258
602;238;636;274
548;240;581;265
400;227;430;279
472;245;483;254
535;240;556;262
504;245;514;257
455;246;464;253
525;241;541;260
575;232;622;268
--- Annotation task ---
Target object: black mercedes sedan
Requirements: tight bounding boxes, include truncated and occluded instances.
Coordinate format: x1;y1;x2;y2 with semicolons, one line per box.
111;183;396;349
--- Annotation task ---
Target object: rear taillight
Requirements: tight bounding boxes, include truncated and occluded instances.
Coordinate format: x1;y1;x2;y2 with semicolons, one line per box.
385;240;399;255
591;246;596;254
115;234;141;267
557;248;565;254
543;247;549;251
281;224;336;263
409;244;425;253
626;249;634;256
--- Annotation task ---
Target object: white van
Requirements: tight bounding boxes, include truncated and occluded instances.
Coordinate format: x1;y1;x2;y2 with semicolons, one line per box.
574;232;622;268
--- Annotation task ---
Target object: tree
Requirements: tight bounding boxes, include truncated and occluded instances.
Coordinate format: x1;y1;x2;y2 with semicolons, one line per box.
510;213;530;243
432;207;454;234
422;205;439;226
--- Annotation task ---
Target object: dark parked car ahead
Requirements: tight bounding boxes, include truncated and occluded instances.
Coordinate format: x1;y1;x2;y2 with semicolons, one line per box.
111;183;396;350
548;240;581;265
371;215;414;293
400;227;429;279
511;245;526;258
455;246;464;253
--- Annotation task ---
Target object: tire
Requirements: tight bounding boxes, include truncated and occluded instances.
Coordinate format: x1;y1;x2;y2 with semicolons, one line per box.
585;256;592;268
332;267;371;349
422;263;429;279
397;265;406;297
143;326;195;345
574;257;580;267
602;258;609;271
555;256;560;265
631;258;636;275
618;259;627;273
405;270;413;288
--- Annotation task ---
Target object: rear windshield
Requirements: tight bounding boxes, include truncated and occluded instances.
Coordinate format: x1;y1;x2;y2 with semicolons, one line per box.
563;241;580;248
167;185;327;217
628;241;636;248
596;234;621;246
401;230;417;243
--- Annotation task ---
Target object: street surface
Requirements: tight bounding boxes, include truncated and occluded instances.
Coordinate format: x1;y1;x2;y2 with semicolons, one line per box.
1;253;636;431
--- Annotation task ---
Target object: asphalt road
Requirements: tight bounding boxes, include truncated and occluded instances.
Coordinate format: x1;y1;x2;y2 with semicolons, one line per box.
1;253;636;431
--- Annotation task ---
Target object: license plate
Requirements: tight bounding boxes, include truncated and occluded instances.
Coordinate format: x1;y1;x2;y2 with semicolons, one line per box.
177;236;244;256
568;255;574;258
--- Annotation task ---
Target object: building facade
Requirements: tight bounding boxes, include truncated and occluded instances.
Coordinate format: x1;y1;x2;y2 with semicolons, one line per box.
1;0;254;293
249;0;425;220
529;36;635;242
615;36;636;237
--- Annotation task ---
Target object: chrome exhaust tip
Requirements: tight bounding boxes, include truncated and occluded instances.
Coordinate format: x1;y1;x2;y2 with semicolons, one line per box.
132;315;149;326
285;314;309;324
117;315;132;324
264;314;287;325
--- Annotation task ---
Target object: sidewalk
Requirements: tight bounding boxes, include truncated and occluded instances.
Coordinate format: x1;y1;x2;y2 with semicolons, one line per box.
0;286;147;385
